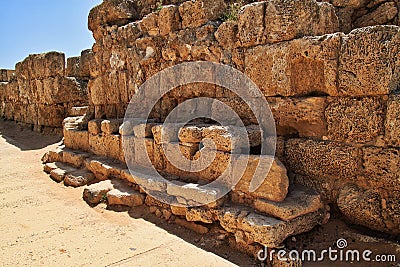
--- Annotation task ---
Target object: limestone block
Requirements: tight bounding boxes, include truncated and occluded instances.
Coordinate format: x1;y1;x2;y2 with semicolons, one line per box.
179;0;226;29
63;128;90;151
285;138;361;179
88;119;103;135
158;5;181;36
215;21;238;49
269;97;327;138
233;155;289;202
384;94;400;147
354;2;398;28
101;119;123;135
253;185;323;221
362;146;400;191
325;97;385;143
338;26;400;96
238;2;265;47
245;33;341;97
263;0;339;44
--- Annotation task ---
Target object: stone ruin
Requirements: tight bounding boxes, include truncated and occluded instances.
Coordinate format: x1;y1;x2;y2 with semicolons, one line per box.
0;51;89;134
1;0;400;263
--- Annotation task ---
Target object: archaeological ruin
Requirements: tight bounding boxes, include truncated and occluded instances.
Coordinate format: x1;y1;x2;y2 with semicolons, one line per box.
1;0;399;265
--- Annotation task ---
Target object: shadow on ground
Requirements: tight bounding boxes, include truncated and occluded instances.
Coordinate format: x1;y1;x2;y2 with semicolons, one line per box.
0;119;62;151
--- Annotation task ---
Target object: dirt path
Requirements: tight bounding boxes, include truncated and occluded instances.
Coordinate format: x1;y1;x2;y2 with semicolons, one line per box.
0;120;239;266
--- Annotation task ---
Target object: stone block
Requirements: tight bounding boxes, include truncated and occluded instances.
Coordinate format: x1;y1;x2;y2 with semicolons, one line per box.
362;146;400;191
191;148;231;182
158;5;181;36
179;0;226;28
325;97;385;143
232;155;289;202
253;185;323;221
269;97;327;138
384;94;400;147
63;128;89;151
101;119;123;135
238;2;265;47
285;138;361;179
88;119;103;135
263;0;339;43
152;123;180;144
245;33;341;97
338;26;400;96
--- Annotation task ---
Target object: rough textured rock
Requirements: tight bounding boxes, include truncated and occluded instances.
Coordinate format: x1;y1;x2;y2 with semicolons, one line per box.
63;169;95;187
337;185;386;233
107;186;145;207
253;185;324;221
325;96;385;143
269;97;327;138
384;94;400;147
233;155;289;202
217;206;326;247
362;146;400;191
245;33;341;97
354;2;398;28
83;180;116;206
338;26;400;96
285;139;361;179
178;0;226;29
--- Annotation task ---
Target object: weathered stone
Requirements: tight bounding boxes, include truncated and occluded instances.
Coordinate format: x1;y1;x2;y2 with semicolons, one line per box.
384;94;400;147
64;169;95;187
238;2;265;47
337;185;386;233
217;206;326;247
362;146;400;191
186;207;218;223
88;119;103;135
133;137;154;167
201;125;262;153
178;125;203;143
101;119;123;134
140;12;159;36
191;148;231;182
83;180;116;206
253;185;323;221
167;182;225;205
245;33;341;97
354;2;398;28
263;0;339;44
174;218;209;234
62;149;89;168
285;139;361;179
152;124;180;144
269;97;327;138
130;166;167;192
233;155;289;202
107;186;145;207
215;21;238;49
63;128;89;151
171;205;188;216
179;0;226;29
158;5;181;36
41;147;64;163
88;0;138;39
339;26;400;96
325;97;385;143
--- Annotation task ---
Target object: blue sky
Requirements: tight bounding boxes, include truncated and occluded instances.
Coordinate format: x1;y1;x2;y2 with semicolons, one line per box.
0;0;102;69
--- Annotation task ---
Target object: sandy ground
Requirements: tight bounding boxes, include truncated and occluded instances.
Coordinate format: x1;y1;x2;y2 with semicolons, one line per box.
0;120;246;266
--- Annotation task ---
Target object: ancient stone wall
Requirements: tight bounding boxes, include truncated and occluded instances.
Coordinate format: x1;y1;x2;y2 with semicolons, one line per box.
71;0;400;235
0;51;89;133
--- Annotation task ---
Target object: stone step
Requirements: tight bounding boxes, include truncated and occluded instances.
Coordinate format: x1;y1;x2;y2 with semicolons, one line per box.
46;163;78;183
106;184;145;207
64;169;95;187
83;178;145;207
217;205;328;248
253;185;324;221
